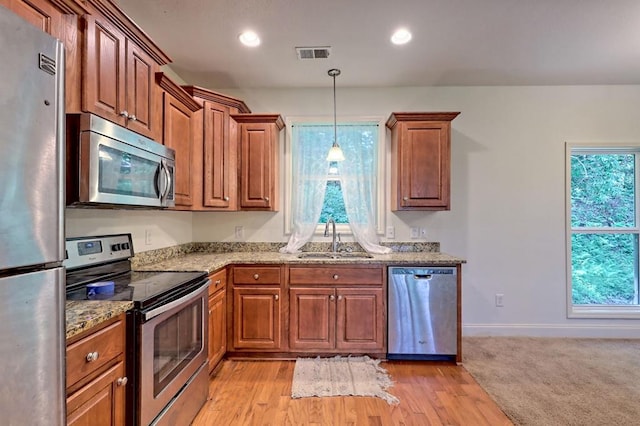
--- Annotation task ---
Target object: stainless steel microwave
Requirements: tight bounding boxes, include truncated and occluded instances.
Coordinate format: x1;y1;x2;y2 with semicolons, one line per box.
66;114;175;208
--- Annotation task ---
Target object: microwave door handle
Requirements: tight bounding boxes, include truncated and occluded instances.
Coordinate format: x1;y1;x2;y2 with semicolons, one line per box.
156;161;168;202
162;161;172;201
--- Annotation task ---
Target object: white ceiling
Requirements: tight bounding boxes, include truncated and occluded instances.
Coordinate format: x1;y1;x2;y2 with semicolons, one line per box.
117;0;640;89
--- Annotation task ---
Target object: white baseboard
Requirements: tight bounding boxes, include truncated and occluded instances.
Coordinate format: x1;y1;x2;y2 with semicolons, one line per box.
463;324;640;338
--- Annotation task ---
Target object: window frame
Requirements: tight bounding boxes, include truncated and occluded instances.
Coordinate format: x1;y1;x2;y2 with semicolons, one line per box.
283;116;386;236
565;142;640;319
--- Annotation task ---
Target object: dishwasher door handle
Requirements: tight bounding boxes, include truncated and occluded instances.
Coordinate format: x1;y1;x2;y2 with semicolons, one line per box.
413;274;432;280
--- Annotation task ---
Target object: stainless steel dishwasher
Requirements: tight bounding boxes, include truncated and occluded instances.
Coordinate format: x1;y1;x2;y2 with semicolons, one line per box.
388;266;457;360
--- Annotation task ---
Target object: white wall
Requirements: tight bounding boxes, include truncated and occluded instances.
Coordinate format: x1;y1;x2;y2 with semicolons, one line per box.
66;84;640;337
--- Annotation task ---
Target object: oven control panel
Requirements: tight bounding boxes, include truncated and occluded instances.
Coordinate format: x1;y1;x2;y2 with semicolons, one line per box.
64;233;133;270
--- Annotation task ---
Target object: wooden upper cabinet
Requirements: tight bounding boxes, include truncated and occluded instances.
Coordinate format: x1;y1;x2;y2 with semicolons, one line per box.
182;86;250;211
156;73;202;208
78;1;171;141
1;0;63;35
231;114;284;211
386;112;460;211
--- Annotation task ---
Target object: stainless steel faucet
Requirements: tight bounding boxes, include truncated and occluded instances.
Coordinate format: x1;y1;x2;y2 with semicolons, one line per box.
324;217;339;253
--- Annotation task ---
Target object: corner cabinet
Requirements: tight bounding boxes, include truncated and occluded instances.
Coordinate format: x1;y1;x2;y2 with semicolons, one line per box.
231;114;284;211
66;314;127;426
288;265;385;355
386;112;460;211
182;86;251;211
156;73;202;208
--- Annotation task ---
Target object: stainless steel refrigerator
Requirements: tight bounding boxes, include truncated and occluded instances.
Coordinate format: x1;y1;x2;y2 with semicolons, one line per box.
0;5;66;425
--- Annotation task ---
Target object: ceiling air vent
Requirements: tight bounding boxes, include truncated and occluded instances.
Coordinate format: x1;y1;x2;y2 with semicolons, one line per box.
295;46;331;60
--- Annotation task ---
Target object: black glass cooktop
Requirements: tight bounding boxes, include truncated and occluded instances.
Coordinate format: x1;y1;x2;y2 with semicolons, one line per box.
66;270;208;310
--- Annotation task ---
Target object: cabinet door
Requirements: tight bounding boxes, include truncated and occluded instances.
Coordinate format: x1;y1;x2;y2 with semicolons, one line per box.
239;123;274;210
289;287;335;350
162;91;193;207
125;41;155;139
208;289;226;372
0;0;62;36
336;288;384;351
66;360;126;426
232;287;281;350
83;15;127;127
398;121;450;209
203;101;236;209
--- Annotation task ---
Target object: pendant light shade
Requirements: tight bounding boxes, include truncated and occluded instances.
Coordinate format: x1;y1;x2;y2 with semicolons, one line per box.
326;68;345;162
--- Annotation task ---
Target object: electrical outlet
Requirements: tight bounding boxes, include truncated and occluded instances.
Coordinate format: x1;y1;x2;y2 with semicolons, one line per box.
410;227;419;239
144;229;152;245
420;228;427;238
234;226;244;240
495;293;504;307
386;226;395;239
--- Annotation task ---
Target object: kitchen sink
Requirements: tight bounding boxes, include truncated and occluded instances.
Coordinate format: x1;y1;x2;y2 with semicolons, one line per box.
297;252;374;259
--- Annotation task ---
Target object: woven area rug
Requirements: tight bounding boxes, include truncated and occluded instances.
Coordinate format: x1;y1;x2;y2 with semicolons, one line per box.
291;356;399;405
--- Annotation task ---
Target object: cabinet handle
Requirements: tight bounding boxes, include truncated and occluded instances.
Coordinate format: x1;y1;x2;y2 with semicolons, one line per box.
116;377;128;387
119;110;129;119
403;196;408;201
274;294;279;301
85;351;99;363
129;115;137;122
332;274;339;280
253;274;259;280
224;196;230;201
215;279;221;287
330;294;335;301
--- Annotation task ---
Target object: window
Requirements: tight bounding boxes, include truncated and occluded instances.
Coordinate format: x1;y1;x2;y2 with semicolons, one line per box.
284;118;384;235
566;143;640;318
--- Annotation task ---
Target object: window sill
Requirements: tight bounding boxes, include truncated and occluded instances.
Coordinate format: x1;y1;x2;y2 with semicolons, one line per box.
569;305;640;319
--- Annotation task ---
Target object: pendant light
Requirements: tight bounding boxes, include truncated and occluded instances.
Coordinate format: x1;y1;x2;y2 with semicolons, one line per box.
326;68;345;162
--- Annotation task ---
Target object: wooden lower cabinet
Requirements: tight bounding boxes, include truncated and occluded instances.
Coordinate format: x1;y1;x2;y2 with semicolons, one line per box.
231;286;281;350
66;314;127;426
289;287;384;352
208;268;227;372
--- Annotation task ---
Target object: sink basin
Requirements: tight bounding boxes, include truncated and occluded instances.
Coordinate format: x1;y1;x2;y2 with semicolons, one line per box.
297;252;374;259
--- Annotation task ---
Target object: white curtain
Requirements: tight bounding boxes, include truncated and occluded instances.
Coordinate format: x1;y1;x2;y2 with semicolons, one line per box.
339;124;391;254
280;124;330;253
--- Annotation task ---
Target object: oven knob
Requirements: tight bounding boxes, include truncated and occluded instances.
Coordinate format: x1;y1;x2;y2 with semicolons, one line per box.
122;242;130;250
111;244;120;251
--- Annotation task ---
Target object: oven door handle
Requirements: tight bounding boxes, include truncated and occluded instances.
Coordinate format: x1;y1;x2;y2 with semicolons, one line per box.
143;280;210;322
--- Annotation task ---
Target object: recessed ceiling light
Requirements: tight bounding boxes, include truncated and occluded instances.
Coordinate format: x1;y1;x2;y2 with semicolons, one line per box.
391;28;412;45
239;30;260;47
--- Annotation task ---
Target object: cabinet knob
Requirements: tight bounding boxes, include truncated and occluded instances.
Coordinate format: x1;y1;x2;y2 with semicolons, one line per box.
403;196;408;201
253;274;259;280
116;377;128;387
85;351;99;363
119;110;129;119
338;295;343;301
333;274;339;280
274;294;279;301
215;279;221;286
264;197;270;202
129;115;137;122
224;196;230;201
330;294;335;301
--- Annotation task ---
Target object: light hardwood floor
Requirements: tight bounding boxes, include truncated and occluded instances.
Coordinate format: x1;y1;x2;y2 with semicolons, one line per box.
192;360;512;425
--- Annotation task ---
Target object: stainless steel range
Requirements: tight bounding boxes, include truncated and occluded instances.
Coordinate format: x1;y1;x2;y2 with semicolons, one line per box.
65;234;210;426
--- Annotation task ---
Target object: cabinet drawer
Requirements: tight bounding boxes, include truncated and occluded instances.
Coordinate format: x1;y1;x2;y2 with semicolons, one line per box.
209;268;227;296
233;266;281;285
289;266;383;286
66;317;125;388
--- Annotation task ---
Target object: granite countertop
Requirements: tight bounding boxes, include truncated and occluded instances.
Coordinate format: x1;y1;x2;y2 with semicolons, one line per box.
133;251;466;274
66;248;465;338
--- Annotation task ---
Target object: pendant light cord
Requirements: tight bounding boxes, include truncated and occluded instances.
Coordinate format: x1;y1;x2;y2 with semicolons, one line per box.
328;68;341;148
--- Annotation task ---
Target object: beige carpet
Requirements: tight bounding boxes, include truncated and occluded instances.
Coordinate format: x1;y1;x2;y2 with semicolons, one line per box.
463;337;640;426
291;356;399;405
